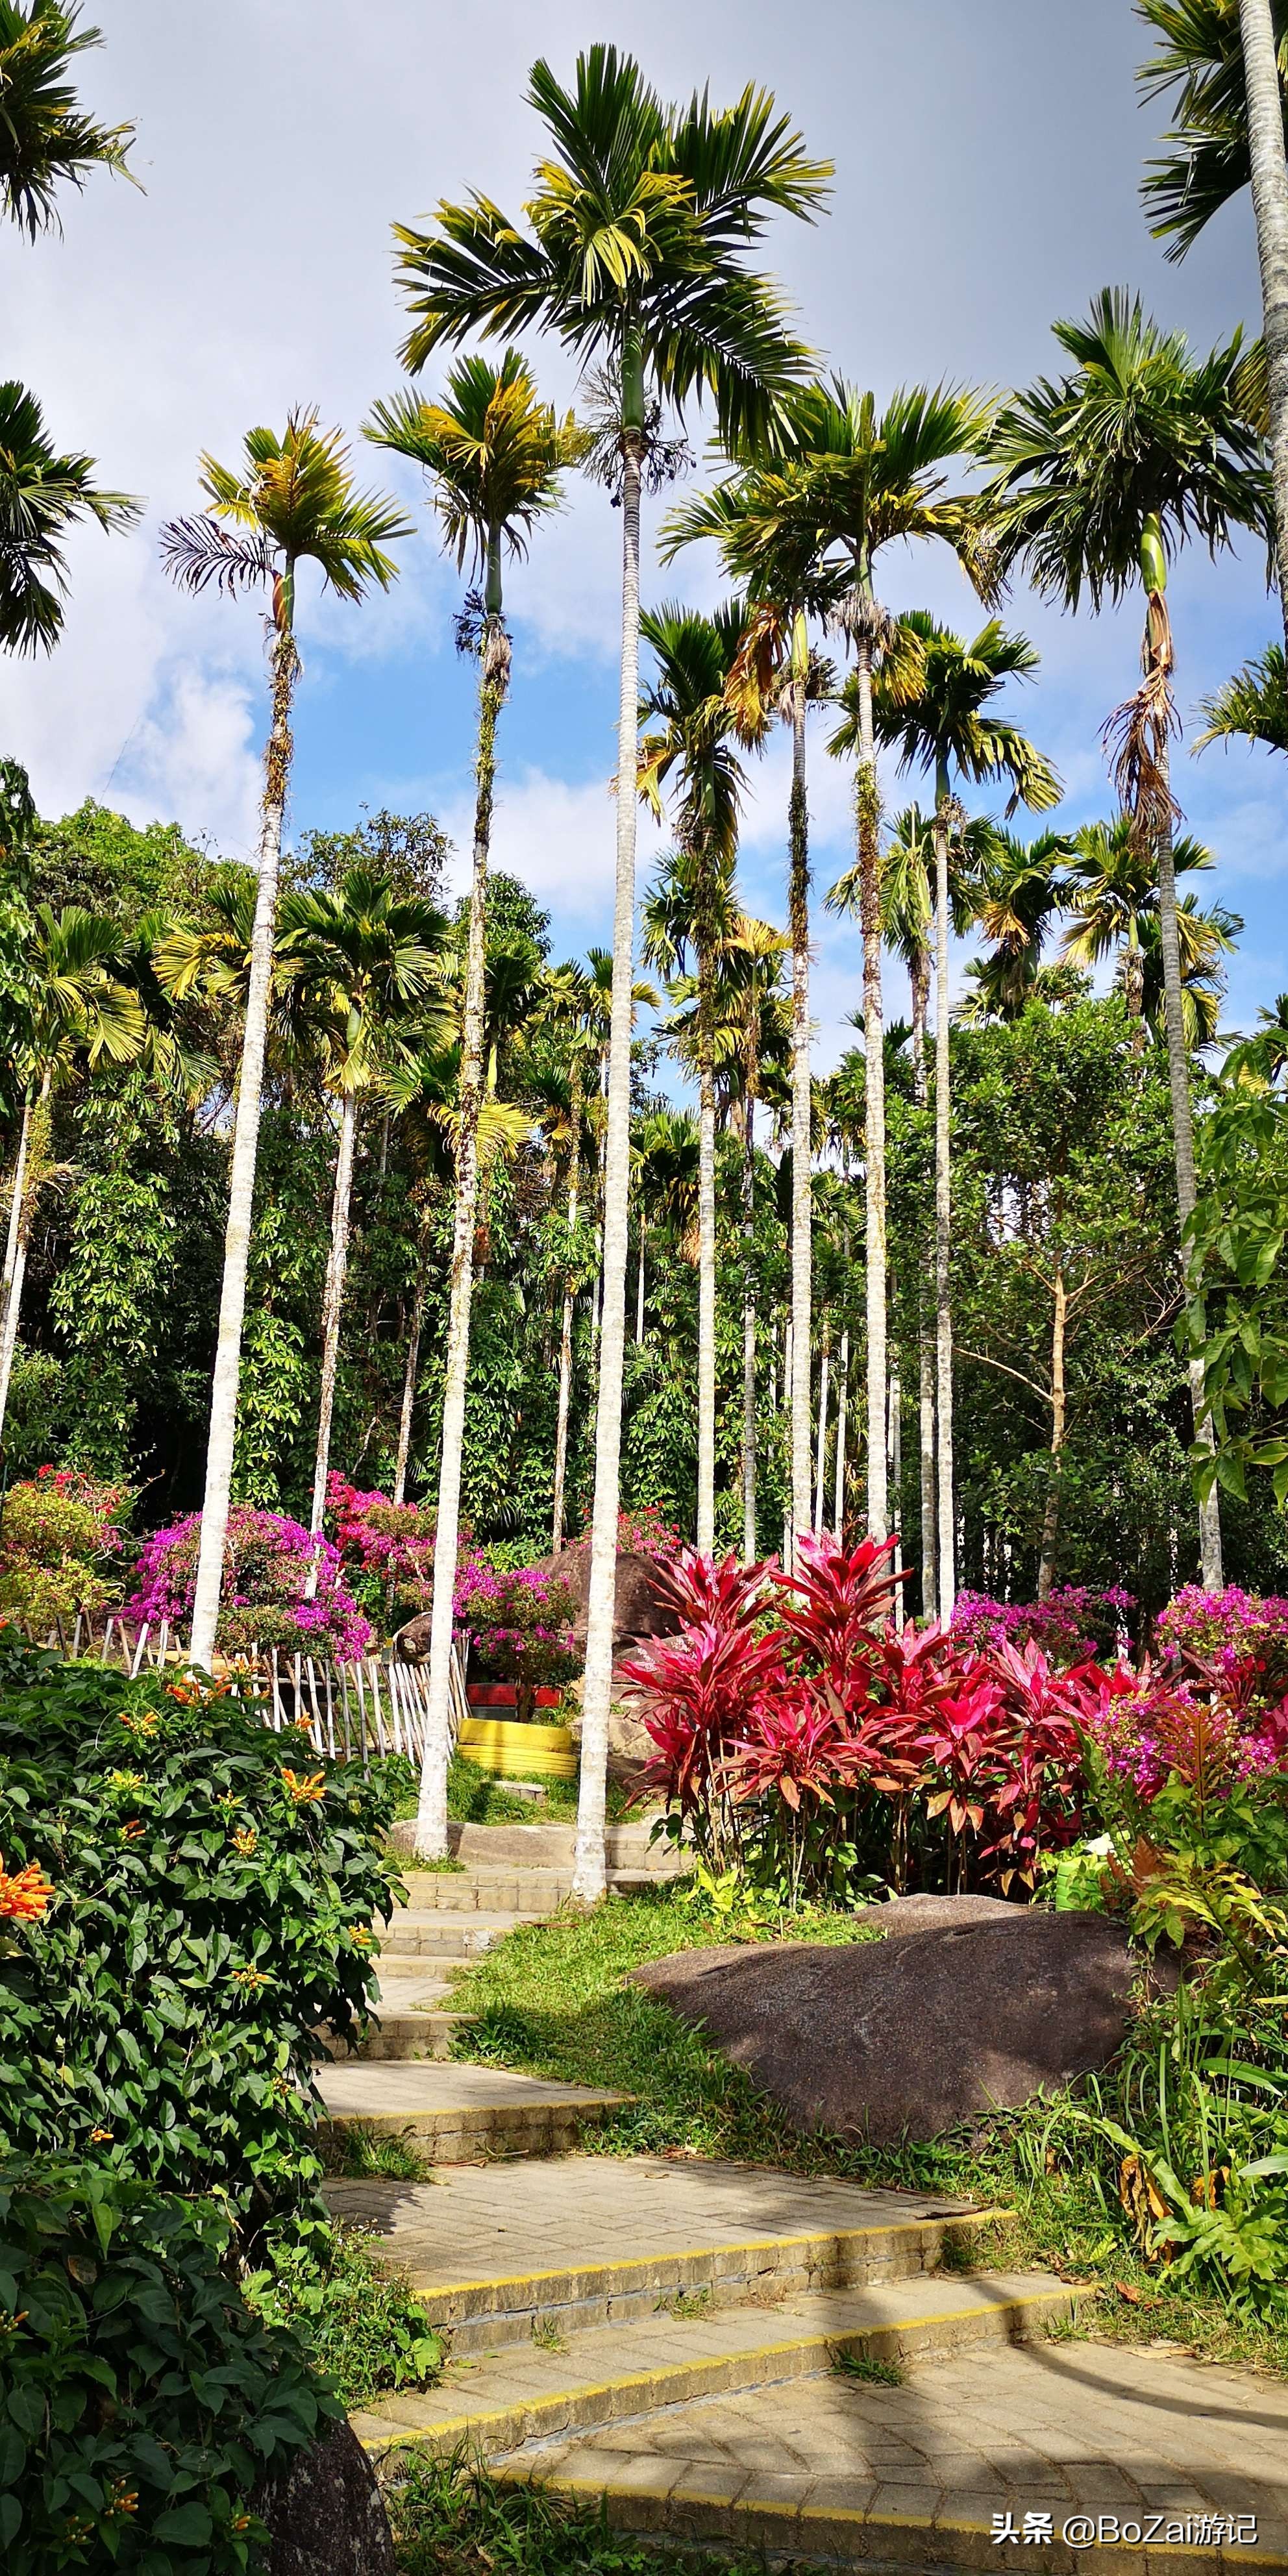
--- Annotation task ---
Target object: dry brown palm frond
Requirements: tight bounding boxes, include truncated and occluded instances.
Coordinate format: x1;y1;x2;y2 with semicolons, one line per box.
1103;591;1182;845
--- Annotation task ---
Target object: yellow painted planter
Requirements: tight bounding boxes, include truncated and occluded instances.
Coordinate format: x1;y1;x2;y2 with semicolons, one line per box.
457;1716;577;1781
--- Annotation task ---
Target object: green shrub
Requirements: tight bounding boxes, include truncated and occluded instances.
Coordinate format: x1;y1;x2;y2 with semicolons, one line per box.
244;2225;443;2406
0;1467;127;1636
0;1639;399;2242
0;2159;333;2573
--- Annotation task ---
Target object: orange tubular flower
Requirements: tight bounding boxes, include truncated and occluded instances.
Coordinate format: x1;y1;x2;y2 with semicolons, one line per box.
280;1768;325;1805
0;1855;55;1922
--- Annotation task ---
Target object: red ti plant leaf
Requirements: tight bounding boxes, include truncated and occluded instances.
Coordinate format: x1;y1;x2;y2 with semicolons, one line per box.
773;1531;906;1697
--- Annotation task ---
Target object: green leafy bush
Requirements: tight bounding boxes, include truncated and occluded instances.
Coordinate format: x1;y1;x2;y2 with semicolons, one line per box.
0;2159;333;2573
244;2225;442;2405
0;1467;127;1636
0;1639;399;2241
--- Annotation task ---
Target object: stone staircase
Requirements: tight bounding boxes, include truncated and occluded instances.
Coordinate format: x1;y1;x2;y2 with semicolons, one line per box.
354;1819;684;2065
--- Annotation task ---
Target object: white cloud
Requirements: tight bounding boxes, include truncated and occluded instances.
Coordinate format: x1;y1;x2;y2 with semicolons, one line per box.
437;765;667;932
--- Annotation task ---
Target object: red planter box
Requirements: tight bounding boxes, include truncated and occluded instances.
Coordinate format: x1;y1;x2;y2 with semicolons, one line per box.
465;1684;565;1711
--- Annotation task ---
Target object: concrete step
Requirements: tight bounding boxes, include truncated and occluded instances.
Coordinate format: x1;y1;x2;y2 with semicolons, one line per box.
386;1820;687;1874
353;2268;1075;2464
378;1911;541;1957
328;2175;1005;2353
353;2009;463;2063
314;2062;628;2161
487;2339;1288;2575
393;1867;679;1912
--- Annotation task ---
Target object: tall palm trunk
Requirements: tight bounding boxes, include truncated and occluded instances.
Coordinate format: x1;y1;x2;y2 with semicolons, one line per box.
787;625;813;1561
308;1087;359;1535
393;1272;425;1505
889;1367;903;1620
695;904;717;1555
911;951;937;1618
813;1326;830;1533
190;615;297;1670
552;1055;582;1554
853;636;887;1539
1154;731;1224;1589
0;1076;49;1446
834;1325;850;1537
636;1230;645;1339
1239;0;1288;641
741;1075;758;1566
932;799;957;1622
573;423;643;1906
414;608;508;1859
1036;1262;1067;1599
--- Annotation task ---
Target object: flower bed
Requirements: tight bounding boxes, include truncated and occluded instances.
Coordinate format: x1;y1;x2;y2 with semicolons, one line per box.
453;1554;580;1724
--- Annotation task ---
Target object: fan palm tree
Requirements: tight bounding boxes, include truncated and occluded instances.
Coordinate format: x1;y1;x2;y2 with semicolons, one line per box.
661;470;832;1559
706;380;994;1544
1196;640;1288;750
865;612;1061;1620
391;42;831;1896
638;599;748;1553
0;904;143;1441
367;352;579;1857
0;0;134;237
277;867;447;1544
0;378;138;654
162;412;410;1669
1137;0;1288;633
985;291;1268;1587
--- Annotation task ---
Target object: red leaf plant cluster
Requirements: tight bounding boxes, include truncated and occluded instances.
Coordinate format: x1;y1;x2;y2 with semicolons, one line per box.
619;1535;1110;1898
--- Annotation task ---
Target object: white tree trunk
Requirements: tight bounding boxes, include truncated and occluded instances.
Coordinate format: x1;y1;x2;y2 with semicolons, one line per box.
308;1088;358;1537
741;1093;758;1565
636;1233;645;1341
1154;744;1224;1589
0;1082;42;1447
911;956;937;1619
695;986;717;1555
1240;0;1288;632
787;671;813;1561
834;1326;849;1538
889;1369;904;1622
573;434;643;1905
854;641;887;1539
190;630;295;1670
414;653;501;1859
933;811;957;1622
552;1063;582;1554
393;1274;425;1506
813;1335;830;1535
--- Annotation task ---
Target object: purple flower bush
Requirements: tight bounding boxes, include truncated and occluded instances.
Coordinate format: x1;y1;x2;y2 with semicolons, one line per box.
452;1554;580;1722
128;1505;373;1660
952;1585;1135;1665
1156;1585;1288;1706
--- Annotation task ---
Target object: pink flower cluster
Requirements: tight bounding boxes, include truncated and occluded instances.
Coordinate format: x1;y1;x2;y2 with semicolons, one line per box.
1156;1585;1288;1699
326;1472;436;1592
952;1585;1135;1665
127;1505;373;1659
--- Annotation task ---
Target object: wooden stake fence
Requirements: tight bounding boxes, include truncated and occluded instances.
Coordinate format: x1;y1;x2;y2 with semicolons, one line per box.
27;1611;471;1768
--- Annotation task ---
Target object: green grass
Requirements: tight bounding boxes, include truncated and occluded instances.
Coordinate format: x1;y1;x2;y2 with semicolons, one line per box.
392;1753;637;1829
832;2349;906;2386
445;1885;1288;2378
318;2121;432;2183
388;2447;830;2576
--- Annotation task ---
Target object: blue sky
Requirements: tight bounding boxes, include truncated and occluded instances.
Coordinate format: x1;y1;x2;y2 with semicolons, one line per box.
15;0;1288;1065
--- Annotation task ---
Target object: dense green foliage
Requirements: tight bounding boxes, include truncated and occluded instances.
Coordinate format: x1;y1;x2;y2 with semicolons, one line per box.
0;1641;397;2239
0;2160;332;2574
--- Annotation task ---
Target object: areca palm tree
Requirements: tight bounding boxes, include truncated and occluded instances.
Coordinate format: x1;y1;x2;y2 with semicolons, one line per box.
0;904;143;1442
0;0;134;236
662;473;832;1557
1063;818;1217;1032
1137;0;1288;631
705;382;993;1545
0;378;138;654
865;612;1061;1619
985;290;1267;1587
638;599;748;1553
162;413;410;1669
1196;640;1288;749
367;353;578;1858
541;962;597;1552
391;44;830;1896
968;828;1074;1019
277;867;447;1544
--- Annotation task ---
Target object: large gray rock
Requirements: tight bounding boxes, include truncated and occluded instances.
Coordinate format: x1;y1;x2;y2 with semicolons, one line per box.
253;2418;395;2574
632;1905;1141;2146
